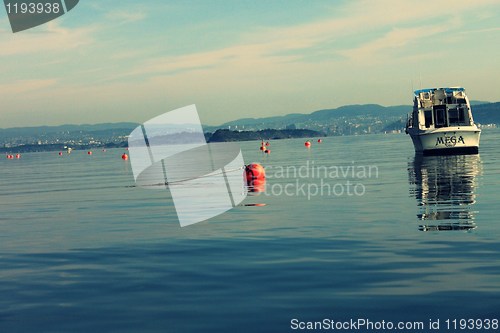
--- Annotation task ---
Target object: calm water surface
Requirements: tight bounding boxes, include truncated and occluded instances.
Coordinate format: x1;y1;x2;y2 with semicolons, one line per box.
1;130;500;332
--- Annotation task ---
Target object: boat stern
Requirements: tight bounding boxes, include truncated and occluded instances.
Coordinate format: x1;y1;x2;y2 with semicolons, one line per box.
408;127;481;155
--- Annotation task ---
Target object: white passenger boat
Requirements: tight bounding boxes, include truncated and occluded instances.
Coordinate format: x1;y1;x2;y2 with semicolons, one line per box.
405;87;480;155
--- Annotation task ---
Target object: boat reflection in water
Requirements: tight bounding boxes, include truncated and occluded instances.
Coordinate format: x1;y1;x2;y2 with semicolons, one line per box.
408;154;482;231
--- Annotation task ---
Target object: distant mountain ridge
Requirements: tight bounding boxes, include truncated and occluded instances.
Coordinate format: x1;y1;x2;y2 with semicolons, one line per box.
1;102;498;145
222;101;498;133
0;122;139;151
221;104;409;127
0;122;139;135
208;128;323;142
472;102;500;124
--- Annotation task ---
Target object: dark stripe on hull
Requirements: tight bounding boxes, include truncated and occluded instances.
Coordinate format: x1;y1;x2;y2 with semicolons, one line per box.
422;146;479;156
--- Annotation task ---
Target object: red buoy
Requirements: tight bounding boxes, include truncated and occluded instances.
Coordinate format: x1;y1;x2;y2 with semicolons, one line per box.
245;163;265;180
245;163;266;192
264;149;270;154
121;153;129;160
305;141;311;148
265;141;270;146
58;152;63;156
245;163;266;193
260;140;267;151
15;154;21;159
87;151;92;155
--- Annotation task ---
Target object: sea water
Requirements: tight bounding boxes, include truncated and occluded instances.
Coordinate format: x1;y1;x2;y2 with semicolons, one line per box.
1;130;500;332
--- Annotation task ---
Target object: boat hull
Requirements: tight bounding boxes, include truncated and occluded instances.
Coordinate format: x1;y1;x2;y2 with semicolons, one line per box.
407;127;480;155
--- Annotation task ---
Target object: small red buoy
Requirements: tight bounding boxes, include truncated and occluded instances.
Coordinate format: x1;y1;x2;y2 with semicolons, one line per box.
264;149;270;154
87;151;92;155
265;141;270;146
305;141;311;148
15;154;21;159
317;139;322;143
121;153;129;160
58;152;63;156
259;146;266;151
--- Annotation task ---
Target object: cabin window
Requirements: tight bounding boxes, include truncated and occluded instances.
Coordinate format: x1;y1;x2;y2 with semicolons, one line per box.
459;107;469;125
448;107;469;126
434;105;447;128
448;108;459;126
424;110;433;128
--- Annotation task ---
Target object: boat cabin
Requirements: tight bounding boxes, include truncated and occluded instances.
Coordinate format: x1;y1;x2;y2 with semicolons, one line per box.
410;88;473;130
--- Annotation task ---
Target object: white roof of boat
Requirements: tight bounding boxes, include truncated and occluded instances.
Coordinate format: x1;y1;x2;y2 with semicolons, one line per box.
414;87;465;95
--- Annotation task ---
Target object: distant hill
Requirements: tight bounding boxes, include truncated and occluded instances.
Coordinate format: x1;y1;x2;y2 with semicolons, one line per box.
472;102;500;124
222;104;409;128
0;122;138;138
1;102;499;151
0;122;138;152
207;128;323;142
221;104;413;135
470;100;491;105
221;102;499;130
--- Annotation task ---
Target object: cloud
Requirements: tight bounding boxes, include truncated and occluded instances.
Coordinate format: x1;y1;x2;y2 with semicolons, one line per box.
337;24;450;63
0;78;57;95
106;10;147;23
118;0;498;80
459;27;500;35
0;21;95;56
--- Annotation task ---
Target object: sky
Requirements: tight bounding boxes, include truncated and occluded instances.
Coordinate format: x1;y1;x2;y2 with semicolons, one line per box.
0;0;499;128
